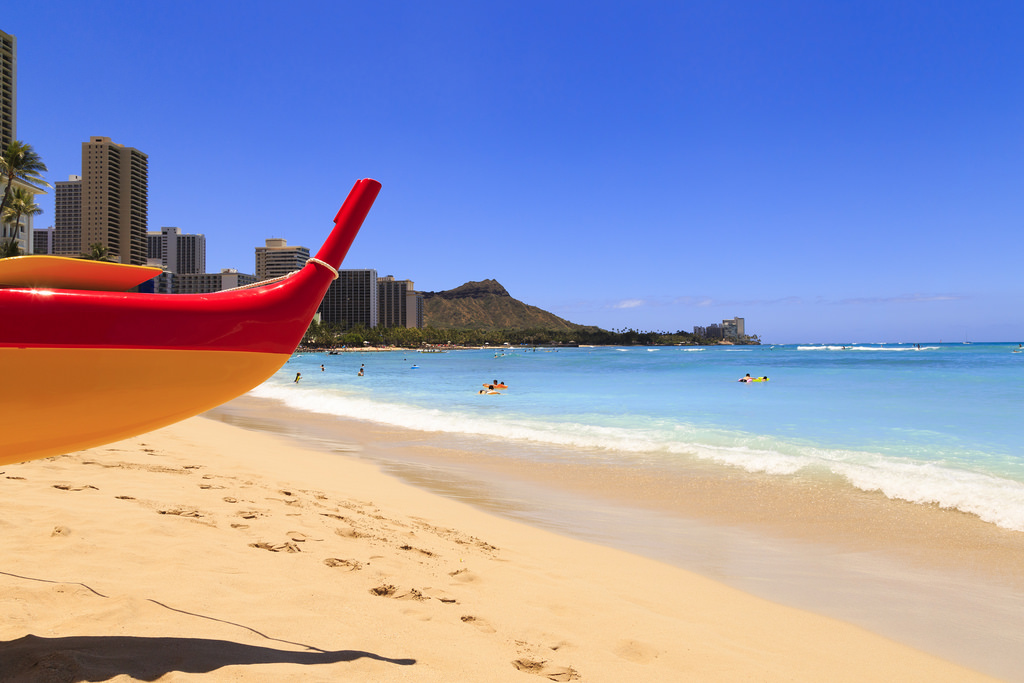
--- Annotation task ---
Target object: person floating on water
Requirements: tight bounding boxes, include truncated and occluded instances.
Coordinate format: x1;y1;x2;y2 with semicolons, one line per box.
739;374;752;382
320;364;325;371
357;364;364;377
294;372;301;383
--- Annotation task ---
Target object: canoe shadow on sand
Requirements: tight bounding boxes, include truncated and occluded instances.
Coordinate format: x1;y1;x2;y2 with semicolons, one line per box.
0;634;416;681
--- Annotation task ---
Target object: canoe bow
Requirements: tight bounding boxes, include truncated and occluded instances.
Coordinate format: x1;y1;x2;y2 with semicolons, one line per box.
0;178;381;465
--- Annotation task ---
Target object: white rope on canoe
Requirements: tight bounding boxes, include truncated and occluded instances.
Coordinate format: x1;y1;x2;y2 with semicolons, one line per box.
216;257;339;292
305;257;339;279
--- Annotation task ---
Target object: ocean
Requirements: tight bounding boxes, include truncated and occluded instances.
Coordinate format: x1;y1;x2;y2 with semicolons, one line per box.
252;342;1024;533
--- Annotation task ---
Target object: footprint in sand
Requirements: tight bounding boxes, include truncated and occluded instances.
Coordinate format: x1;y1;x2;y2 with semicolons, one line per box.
368;584;428;601
323;558;362;571
511;659;580;681
158;508;203;518
249;541;301;553
449;568;480;584
460;615;496;633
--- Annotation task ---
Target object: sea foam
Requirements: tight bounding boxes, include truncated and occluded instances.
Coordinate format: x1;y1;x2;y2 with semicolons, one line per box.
250;379;1024;532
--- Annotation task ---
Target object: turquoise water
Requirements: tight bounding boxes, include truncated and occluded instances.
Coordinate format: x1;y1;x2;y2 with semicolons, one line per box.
254;343;1024;531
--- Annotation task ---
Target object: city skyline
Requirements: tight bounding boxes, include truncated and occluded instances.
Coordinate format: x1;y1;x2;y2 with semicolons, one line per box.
3;3;1024;343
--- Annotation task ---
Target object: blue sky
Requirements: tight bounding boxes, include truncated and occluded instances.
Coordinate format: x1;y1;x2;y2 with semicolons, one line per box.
5;1;1023;343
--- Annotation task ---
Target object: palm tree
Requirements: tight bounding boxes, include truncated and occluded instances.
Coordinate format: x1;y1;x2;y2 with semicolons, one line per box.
82;242;111;262
0;237;21;259
1;186;44;249
0;141;51;220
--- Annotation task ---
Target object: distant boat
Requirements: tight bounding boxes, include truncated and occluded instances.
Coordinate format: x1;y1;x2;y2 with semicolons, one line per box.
0;178;381;466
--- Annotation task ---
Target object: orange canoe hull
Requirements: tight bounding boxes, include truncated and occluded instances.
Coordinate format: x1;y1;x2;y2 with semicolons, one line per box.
0;348;289;466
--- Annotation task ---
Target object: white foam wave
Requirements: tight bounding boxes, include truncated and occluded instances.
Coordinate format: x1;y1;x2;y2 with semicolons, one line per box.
797;345;940;352
831;457;1024;531
250;383;1024;532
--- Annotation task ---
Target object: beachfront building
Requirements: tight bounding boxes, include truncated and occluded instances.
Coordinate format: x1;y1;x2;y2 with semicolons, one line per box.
148;226;206;274
0;177;45;254
255;238;309;281
140;265;174;294
0;30;50;256
80;136;149;265
318;268;379;329
32;226;53;254
176;268;257;294
721;317;745;339
0;29;15;151
694;324;721;340
52;175;82;256
695;317;746;340
408;289;424;329
377;275;423;329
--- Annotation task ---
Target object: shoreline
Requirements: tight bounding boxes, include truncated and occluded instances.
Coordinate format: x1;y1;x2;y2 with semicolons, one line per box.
206;393;1024;681
0;413;1005;681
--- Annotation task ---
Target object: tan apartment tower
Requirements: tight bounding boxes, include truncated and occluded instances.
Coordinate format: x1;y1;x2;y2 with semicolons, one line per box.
377;275;422;328
81;136;149;264
0;29;15;150
255;238;309;281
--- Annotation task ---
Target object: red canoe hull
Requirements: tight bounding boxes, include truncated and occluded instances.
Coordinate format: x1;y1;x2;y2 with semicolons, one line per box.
0;178;381;466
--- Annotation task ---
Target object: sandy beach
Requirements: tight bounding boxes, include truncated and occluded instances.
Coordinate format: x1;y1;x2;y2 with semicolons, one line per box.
0;407;1010;682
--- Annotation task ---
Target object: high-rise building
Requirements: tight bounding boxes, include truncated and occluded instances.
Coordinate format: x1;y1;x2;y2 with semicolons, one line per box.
318;269;379;329
721;317;745;339
32;226;54;255
377;275;422;329
0;29;15;151
81;136;148;265
148;226;206;274
0;28;38;254
53;175;82;256
255;238;309;281
176;269;257;294
407;289;424;329
377;275;411;328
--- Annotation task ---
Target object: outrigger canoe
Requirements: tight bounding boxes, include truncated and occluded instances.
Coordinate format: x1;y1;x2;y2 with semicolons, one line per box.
0;178;381;466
